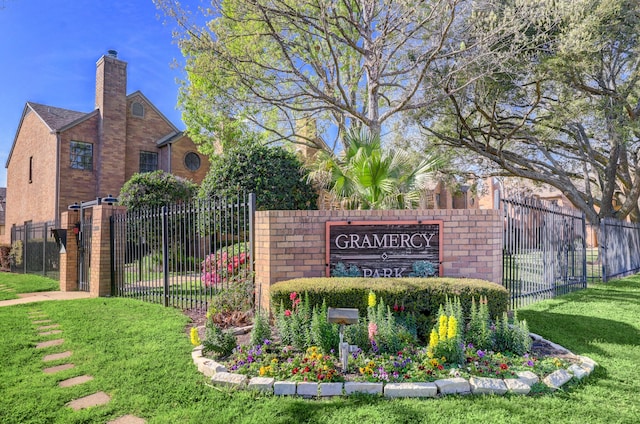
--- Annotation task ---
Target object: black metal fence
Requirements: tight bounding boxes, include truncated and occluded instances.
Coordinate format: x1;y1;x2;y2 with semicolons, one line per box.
599;218;640;282
10;221;59;279
111;194;255;311
502;197;587;308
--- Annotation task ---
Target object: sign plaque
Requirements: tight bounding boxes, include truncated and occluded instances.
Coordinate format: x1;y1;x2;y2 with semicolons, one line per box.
326;220;443;278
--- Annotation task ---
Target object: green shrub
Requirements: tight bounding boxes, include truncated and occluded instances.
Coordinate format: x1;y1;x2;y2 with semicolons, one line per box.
198;142;318;211
271;277;510;340
119;170;197;211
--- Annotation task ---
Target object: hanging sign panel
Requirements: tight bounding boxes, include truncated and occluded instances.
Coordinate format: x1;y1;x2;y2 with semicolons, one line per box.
326;220;443;278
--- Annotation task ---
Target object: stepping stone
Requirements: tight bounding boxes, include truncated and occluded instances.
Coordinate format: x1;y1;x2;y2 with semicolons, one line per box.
36;339;64;349
107;415;146;424
66;391;111;410
39;330;63;336
43;351;72;362
38;324;60;330
59;375;93;388
43;363;75;374
33;320;52;324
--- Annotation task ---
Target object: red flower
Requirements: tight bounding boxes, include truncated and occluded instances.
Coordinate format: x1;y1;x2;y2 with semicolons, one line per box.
400;305;405;312
500;363;509;370
290;292;298;301
303;366;310;373
393;304;399;312
437;365;444;370
292;368;298;374
284;310;292;317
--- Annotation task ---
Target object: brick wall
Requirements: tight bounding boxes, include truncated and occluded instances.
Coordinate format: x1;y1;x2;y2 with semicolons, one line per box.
255;209;503;310
3;111;58;243
169;135;210;184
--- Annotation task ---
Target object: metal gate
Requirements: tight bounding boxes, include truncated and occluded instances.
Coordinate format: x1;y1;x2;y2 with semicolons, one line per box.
78;209;93;292
111;193;255;310
502;197;587;308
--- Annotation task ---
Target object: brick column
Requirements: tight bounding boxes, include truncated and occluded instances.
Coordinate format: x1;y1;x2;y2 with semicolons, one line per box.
89;205;126;297
59;211;79;291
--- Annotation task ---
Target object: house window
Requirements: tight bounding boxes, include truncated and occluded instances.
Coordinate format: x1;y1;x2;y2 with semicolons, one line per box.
70;141;93;170
184;152;201;171
29;156;33;183
139;151;158;173
131;101;144;117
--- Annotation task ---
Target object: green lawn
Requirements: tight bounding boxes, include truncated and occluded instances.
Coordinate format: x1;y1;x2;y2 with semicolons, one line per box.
0;275;639;423
0;273;59;300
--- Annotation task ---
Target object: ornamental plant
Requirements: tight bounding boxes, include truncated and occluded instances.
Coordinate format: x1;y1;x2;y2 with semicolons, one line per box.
202;314;237;358
201;244;249;287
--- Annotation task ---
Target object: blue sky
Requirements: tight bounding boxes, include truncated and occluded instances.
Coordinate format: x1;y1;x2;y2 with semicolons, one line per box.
0;0;198;187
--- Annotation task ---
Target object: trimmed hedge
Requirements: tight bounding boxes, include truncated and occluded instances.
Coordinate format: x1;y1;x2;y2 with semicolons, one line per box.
271;277;510;340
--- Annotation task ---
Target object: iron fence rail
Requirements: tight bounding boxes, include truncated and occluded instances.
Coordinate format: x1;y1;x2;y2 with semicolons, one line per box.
502;197;587;309
111;193;255;311
600;218;640;282
10;221;59;279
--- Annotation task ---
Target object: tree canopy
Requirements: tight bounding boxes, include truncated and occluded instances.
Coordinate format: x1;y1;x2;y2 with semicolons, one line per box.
421;0;640;223
156;0;544;154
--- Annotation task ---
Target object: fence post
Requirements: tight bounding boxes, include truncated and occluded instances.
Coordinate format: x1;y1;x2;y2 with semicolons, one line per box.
600;219;607;282
249;192;257;309
59;211;80;291
42;222;47;276
162;205;169;307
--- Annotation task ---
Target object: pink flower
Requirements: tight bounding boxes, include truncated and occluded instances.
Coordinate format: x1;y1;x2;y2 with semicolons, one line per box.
290;292;298;301
368;322;378;341
284;310;292;317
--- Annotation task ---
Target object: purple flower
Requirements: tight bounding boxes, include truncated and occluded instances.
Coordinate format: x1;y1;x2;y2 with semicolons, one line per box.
477;350;485;358
263;339;271;345
247;355;254;363
467;343;474;350
526;360;535;367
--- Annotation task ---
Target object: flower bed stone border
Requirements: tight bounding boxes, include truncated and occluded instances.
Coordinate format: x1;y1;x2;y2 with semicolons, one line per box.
191;332;597;398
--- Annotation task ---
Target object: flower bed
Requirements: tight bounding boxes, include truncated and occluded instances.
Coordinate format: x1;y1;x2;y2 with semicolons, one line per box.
191;291;597;397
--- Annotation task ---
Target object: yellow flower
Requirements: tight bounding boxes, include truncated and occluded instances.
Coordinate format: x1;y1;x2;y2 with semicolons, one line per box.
271;358;278;364
190;327;201;346
259;366;266;376
429;329;439;348
368;291;376;308
430;358;440;367
438;315;448;340
447;315;457;339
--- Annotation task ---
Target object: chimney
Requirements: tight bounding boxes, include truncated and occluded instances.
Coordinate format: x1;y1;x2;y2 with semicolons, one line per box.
95;51;127;197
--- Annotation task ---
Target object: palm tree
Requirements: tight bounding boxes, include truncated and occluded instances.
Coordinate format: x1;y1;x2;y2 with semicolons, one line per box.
308;128;442;209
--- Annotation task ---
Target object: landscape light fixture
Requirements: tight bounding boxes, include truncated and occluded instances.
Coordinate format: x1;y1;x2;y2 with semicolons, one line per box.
327;307;359;372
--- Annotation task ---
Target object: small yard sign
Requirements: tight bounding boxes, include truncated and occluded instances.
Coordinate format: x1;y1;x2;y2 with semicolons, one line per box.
326;220;443;278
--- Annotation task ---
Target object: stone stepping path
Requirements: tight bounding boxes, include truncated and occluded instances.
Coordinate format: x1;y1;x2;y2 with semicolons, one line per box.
36;338;64;349
66;392;111;411
39;330;63;336
43;351;73;362
43;363;75;374
38;324;60;330
59;375;94;388
108;415;147;424
27;310;146;423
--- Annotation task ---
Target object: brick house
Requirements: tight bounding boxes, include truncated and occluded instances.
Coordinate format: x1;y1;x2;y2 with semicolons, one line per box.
3;51;209;244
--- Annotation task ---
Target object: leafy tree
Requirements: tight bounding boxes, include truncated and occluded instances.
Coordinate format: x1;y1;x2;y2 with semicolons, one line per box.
198;142;318;211
422;0;640;223
119;170;197;211
155;0;543;154
307;127;441;209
